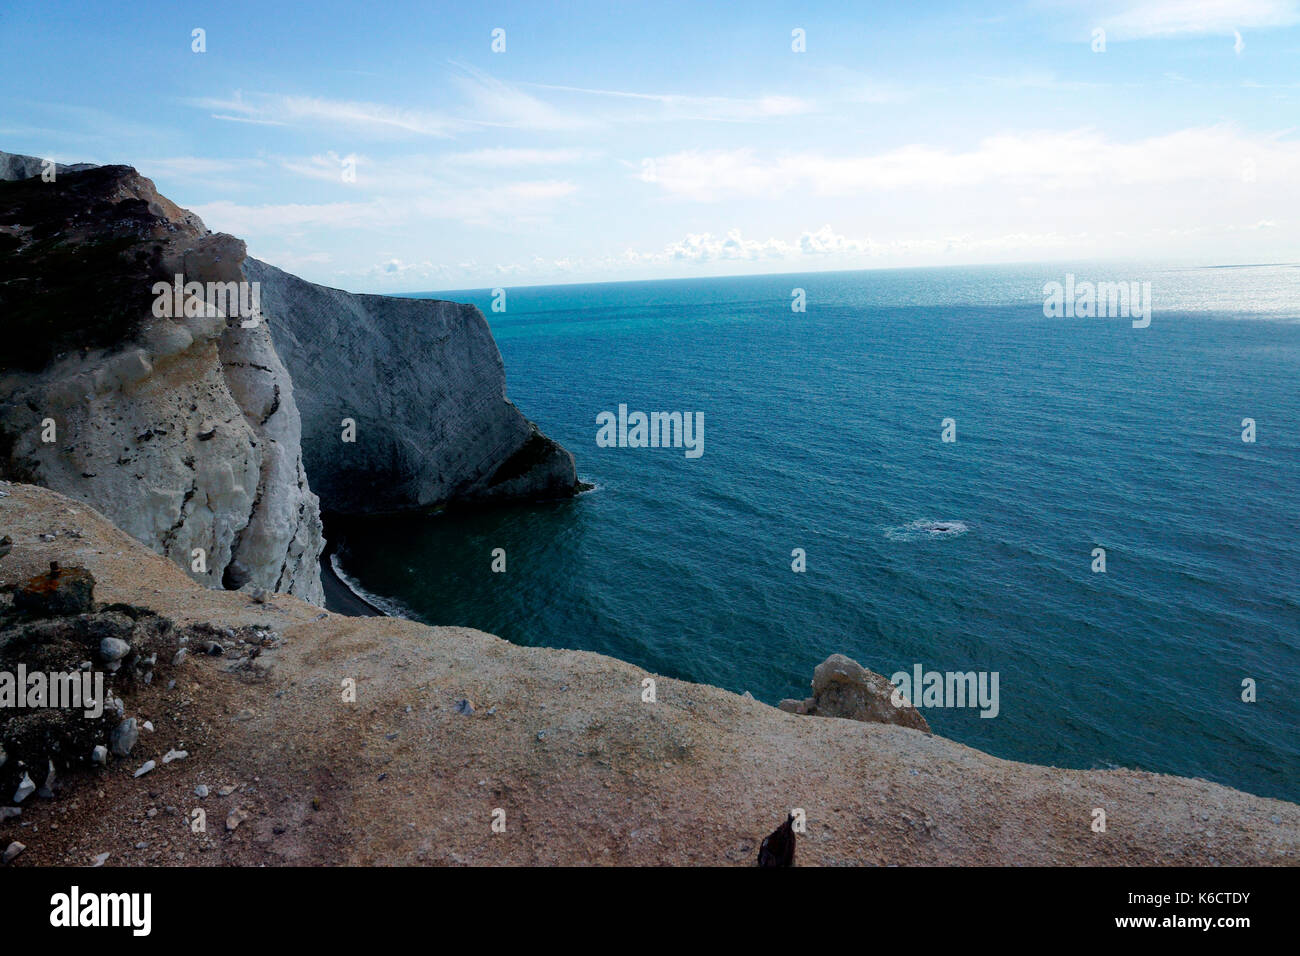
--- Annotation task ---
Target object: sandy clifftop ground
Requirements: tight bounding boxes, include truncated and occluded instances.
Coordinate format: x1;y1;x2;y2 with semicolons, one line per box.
1;482;1296;866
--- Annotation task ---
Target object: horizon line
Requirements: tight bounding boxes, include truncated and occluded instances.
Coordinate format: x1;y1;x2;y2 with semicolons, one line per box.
361;257;1300;298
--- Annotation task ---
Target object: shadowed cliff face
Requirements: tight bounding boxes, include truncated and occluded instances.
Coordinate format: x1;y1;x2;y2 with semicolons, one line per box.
246;257;581;514
0;152;325;605
0;163;205;372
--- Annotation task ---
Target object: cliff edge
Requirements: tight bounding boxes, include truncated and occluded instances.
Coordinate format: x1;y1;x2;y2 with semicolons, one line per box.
1;149;582;608
246;257;581;514
0;154;325;604
2;483;1296;866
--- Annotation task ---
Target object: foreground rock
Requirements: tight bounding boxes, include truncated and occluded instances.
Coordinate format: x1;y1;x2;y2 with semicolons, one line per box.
0;152;325;604
1;483;1297;866
0;563;186;801
247;258;582;514
780;654;931;732
13;562;95;617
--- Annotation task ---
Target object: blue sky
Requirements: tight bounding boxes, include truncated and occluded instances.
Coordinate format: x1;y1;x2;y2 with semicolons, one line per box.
2;0;1298;290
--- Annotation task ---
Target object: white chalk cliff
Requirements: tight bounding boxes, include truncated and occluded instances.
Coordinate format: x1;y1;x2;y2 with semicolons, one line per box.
246;258;580;514
0;155;325;602
0;150;581;604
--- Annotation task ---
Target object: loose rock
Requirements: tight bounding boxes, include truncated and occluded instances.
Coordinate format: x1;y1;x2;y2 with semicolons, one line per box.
778;654;930;732
110;717;139;757
37;759;55;798
98;636;131;663
13;772;35;803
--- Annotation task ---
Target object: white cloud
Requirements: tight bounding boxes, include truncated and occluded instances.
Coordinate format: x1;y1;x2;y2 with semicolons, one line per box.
453;67;595;131
637;126;1300;200
267;151;590;200
135;156;272;192
190;179;578;235
189;199;385;233
281;95;466;136
525;82;818;122
211;114;287;127
441;147;599;167
628;226;1083;266
366;258;451;280
663;230;793;262
637;148;783;200
978;71;1106;90
844;83;910;104
1098;0;1300;38
191;92;465;138
189;69;592;139
277;152;365;184
139;157;269;176
428;180;578;227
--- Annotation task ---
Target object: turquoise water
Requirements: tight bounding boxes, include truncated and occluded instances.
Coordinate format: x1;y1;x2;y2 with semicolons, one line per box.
334;262;1300;802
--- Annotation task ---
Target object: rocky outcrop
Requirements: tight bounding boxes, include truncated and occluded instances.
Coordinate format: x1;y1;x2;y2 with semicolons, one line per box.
0;152;325;604
0;559;188;804
246;257;582;514
0;154;95;182
779;653;931;732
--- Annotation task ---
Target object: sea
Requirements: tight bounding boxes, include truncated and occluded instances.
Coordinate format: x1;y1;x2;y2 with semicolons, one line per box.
329;261;1300;803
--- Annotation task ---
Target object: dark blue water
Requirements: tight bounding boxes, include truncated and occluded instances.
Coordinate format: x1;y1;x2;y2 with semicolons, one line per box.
335;263;1300;802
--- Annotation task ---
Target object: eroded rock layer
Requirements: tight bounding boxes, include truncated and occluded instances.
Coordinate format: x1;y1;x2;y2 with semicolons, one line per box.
0;154;324;604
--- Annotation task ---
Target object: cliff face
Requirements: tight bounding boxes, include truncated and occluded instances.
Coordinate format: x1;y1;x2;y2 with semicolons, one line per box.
0;147;582;603
0;153;325;604
246;257;581;514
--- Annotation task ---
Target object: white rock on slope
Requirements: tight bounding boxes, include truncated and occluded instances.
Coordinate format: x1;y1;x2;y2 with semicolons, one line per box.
0;153;95;181
0;152;325;604
216;303;324;601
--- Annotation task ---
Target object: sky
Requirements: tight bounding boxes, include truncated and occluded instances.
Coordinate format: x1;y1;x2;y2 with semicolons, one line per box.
2;0;1298;291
